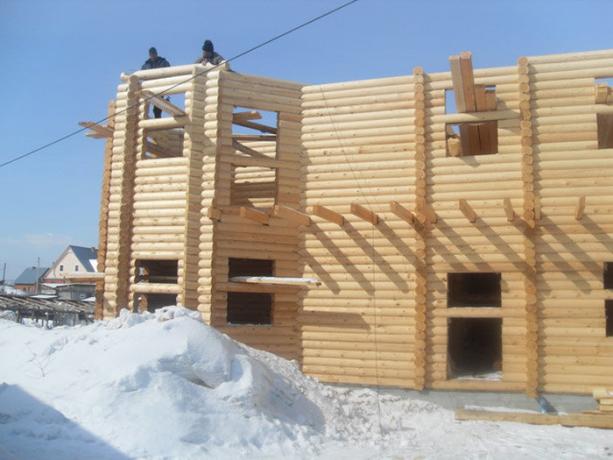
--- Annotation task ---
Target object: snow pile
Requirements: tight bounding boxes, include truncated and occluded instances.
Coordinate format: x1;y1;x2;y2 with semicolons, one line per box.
1;307;612;459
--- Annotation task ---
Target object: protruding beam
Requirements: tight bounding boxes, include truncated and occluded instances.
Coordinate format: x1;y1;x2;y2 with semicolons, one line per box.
575;196;586;220
272;205;311;226
595;84;610;104
449;51;476;113
389;201;415;224
233;111;262;122
79;121;113;139
141;90;186;117
232;119;277;134
423;205;438;224
240;206;269;225
207;207;222;221
308;205;344;226
350;203;379;225
459;199;477;223
503;198;516;222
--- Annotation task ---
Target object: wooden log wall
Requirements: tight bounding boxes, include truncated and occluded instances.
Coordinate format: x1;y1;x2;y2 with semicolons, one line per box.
301;75;419;388
206;72;303;360
527;50;613;394
100;50;613;394
103;76;139;317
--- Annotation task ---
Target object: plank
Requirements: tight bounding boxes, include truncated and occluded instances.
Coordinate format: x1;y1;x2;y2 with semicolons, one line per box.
575;196;586;220
456;408;613;430
459;199;477;223
272;205;311;226
141;90;186;117
240;206;270;225
308;205;344;226
233;111;262;122
79;121;113;139
389;201;415;224
232;119;277;134
350;203;379;225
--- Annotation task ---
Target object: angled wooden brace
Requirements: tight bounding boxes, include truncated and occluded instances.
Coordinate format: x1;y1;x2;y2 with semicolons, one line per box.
240;206;269;225
350;203;379;225
271;205;310;226
308;205;344;226
575;196;586;220
459;199;477;223
141;90;186;117
389;201;415;224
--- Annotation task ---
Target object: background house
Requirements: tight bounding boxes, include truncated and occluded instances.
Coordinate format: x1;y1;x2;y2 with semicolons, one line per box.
44;246;98;283
14;267;49;294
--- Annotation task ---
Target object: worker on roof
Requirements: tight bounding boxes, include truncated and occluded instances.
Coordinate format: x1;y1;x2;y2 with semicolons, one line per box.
195;40;226;66
141;47;171;119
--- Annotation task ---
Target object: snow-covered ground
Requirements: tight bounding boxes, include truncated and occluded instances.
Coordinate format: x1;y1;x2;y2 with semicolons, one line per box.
0;307;611;459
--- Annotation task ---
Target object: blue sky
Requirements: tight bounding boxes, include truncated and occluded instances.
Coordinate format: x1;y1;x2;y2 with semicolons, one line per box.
0;0;611;280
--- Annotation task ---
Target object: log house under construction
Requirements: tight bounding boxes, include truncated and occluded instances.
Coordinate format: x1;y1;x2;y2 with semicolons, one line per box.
84;48;613;395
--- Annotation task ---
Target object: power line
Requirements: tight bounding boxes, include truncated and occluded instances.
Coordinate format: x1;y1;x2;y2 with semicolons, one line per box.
0;0;360;170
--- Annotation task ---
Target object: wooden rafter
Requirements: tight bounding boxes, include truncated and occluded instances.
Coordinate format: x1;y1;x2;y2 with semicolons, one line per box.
232;140;274;161
141;90;186;117
145;140;177;158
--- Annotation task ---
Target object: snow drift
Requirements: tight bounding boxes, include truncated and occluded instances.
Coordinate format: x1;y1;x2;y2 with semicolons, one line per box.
1;307;611;459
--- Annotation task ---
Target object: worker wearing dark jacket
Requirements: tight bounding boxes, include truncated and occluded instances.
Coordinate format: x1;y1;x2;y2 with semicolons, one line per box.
195;40;226;66
142;47;170;118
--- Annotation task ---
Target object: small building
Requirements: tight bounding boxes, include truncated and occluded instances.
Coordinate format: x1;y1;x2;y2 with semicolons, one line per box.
14;267;49;294
56;283;96;301
44;246;98;283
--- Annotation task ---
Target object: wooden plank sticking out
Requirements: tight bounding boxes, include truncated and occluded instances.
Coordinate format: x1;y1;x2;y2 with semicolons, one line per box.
595;84;609;104
308;205;344;226
207;207;222;221
233;111;262;122
229;276;321;287
141;90;186;117
240;206;270;225
459;199;477;223
350;203;379;225
232;119;277;134
503;198;516;222
272;205;311;226
575;196;586;220
456;409;613;430
389;201;415;224
79;121;113;139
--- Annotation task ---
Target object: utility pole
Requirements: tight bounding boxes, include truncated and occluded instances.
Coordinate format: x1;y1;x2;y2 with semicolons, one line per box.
36;257;40;294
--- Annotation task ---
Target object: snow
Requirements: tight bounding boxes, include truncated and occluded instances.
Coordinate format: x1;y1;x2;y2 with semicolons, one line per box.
0;307;612;459
0;284;27;296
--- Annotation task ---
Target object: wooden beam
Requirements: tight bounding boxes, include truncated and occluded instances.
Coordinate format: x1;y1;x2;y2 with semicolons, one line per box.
79;121;113;139
595;83;609;104
232;119;277;134
207;207;222;221
240;206;269;225
389;201;415;224
503;198;516;222
232;134;277;142
575;196;586;220
232;140;274;161
308;205;344;226
272;205;311;226
459;199;477;223
139;117;187;130
423;205;438;224
228;154;281;169
145;140;178;158
229;276;321;287
350;203;379;225
233;111;262;122
141;90;186;117
456;408;613;430
449;52;477;113
133;282;180;295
